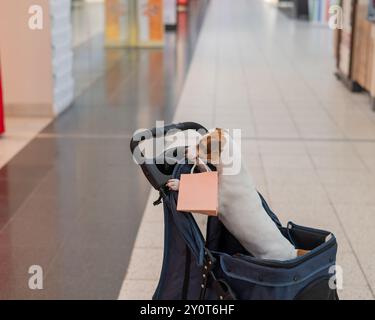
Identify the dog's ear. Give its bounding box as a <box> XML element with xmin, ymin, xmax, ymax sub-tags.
<box><xmin>214</xmin><ymin>128</ymin><xmax>227</xmax><ymax>146</ymax></box>
<box><xmin>210</xmin><ymin>128</ymin><xmax>227</xmax><ymax>151</ymax></box>
<box><xmin>197</xmin><ymin>128</ymin><xmax>226</xmax><ymax>164</ymax></box>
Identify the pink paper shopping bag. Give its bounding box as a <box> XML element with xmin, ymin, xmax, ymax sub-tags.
<box><xmin>177</xmin><ymin>162</ymin><xmax>218</xmax><ymax>216</ymax></box>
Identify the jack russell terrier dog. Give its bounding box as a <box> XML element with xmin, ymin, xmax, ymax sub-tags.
<box><xmin>166</xmin><ymin>128</ymin><xmax>299</xmax><ymax>261</ymax></box>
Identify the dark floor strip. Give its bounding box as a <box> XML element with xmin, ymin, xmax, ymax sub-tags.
<box><xmin>0</xmin><ymin>0</ymin><xmax>209</xmax><ymax>299</ymax></box>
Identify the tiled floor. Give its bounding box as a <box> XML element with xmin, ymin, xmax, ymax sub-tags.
<box><xmin>0</xmin><ymin>118</ymin><xmax>52</xmax><ymax>169</ymax></box>
<box><xmin>119</xmin><ymin>0</ymin><xmax>375</xmax><ymax>300</ymax></box>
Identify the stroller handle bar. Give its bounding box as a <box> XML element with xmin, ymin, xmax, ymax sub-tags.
<box><xmin>130</xmin><ymin>122</ymin><xmax>208</xmax><ymax>190</ymax></box>
<box><xmin>130</xmin><ymin>122</ymin><xmax>208</xmax><ymax>154</ymax></box>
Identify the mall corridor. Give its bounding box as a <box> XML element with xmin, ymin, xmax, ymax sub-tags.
<box><xmin>119</xmin><ymin>0</ymin><xmax>375</xmax><ymax>300</ymax></box>
<box><xmin>0</xmin><ymin>0</ymin><xmax>375</xmax><ymax>300</ymax></box>
<box><xmin>0</xmin><ymin>0</ymin><xmax>208</xmax><ymax>299</ymax></box>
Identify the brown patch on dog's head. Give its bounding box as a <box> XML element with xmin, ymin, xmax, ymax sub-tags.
<box><xmin>196</xmin><ymin>128</ymin><xmax>226</xmax><ymax>165</ymax></box>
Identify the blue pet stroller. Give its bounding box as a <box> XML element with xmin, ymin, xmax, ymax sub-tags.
<box><xmin>130</xmin><ymin>122</ymin><xmax>339</xmax><ymax>300</ymax></box>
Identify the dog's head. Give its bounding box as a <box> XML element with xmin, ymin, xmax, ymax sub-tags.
<box><xmin>186</xmin><ymin>128</ymin><xmax>227</xmax><ymax>165</ymax></box>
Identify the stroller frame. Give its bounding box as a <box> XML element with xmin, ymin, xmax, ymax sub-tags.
<box><xmin>131</xmin><ymin>122</ymin><xmax>339</xmax><ymax>300</ymax></box>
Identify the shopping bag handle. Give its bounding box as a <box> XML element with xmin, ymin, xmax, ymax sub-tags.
<box><xmin>190</xmin><ymin>157</ymin><xmax>212</xmax><ymax>173</ymax></box>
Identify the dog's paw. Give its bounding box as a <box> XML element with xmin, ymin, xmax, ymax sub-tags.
<box><xmin>166</xmin><ymin>179</ymin><xmax>180</xmax><ymax>191</ymax></box>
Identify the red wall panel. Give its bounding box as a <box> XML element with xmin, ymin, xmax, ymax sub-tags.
<box><xmin>178</xmin><ymin>0</ymin><xmax>189</xmax><ymax>6</ymax></box>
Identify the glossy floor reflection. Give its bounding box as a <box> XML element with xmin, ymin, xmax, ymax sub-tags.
<box><xmin>0</xmin><ymin>0</ymin><xmax>208</xmax><ymax>299</ymax></box>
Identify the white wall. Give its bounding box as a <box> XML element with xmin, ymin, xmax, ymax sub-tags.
<box><xmin>0</xmin><ymin>0</ymin><xmax>74</xmax><ymax>117</ymax></box>
<box><xmin>0</xmin><ymin>0</ymin><xmax>54</xmax><ymax>116</ymax></box>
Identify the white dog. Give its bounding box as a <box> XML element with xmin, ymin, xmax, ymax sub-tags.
<box><xmin>167</xmin><ymin>129</ymin><xmax>298</xmax><ymax>261</ymax></box>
